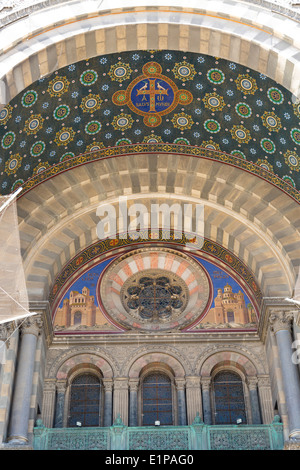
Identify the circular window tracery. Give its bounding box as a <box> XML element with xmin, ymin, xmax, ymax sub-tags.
<box><xmin>121</xmin><ymin>269</ymin><xmax>189</xmax><ymax>322</ymax></box>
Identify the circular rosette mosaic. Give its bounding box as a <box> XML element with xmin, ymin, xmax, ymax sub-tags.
<box><xmin>230</xmin><ymin>125</ymin><xmax>251</xmax><ymax>144</ymax></box>
<box><xmin>235</xmin><ymin>102</ymin><xmax>252</xmax><ymax>118</ymax></box>
<box><xmin>21</xmin><ymin>90</ymin><xmax>38</xmax><ymax>108</ymax></box>
<box><xmin>23</xmin><ymin>114</ymin><xmax>44</xmax><ymax>135</ymax></box>
<box><xmin>267</xmin><ymin>87</ymin><xmax>284</xmax><ymax>105</ymax></box>
<box><xmin>207</xmin><ymin>68</ymin><xmax>225</xmax><ymax>85</ymax></box>
<box><xmin>235</xmin><ymin>74</ymin><xmax>258</xmax><ymax>95</ymax></box>
<box><xmin>80</xmin><ymin>94</ymin><xmax>102</xmax><ymax>113</ymax></box>
<box><xmin>54</xmin><ymin>127</ymin><xmax>75</xmax><ymax>146</ymax></box>
<box><xmin>172</xmin><ymin>61</ymin><xmax>196</xmax><ymax>82</ymax></box>
<box><xmin>108</xmin><ymin>62</ymin><xmax>133</xmax><ymax>82</ymax></box>
<box><xmin>0</xmin><ymin>104</ymin><xmax>13</xmax><ymax>125</ymax></box>
<box><xmin>284</xmin><ymin>150</ymin><xmax>300</xmax><ymax>171</ymax></box>
<box><xmin>30</xmin><ymin>140</ymin><xmax>46</xmax><ymax>157</ymax></box>
<box><xmin>204</xmin><ymin>119</ymin><xmax>221</xmax><ymax>134</ymax></box>
<box><xmin>260</xmin><ymin>138</ymin><xmax>276</xmax><ymax>154</ymax></box>
<box><xmin>203</xmin><ymin>93</ymin><xmax>226</xmax><ymax>112</ymax></box>
<box><xmin>172</xmin><ymin>113</ymin><xmax>194</xmax><ymax>130</ymax></box>
<box><xmin>53</xmin><ymin>104</ymin><xmax>70</xmax><ymax>121</ymax></box>
<box><xmin>47</xmin><ymin>76</ymin><xmax>70</xmax><ymax>97</ymax></box>
<box><xmin>5</xmin><ymin>154</ymin><xmax>22</xmax><ymax>175</ymax></box>
<box><xmin>1</xmin><ymin>131</ymin><xmax>16</xmax><ymax>149</ymax></box>
<box><xmin>261</xmin><ymin>112</ymin><xmax>282</xmax><ymax>132</ymax></box>
<box><xmin>80</xmin><ymin>69</ymin><xmax>98</xmax><ymax>86</ymax></box>
<box><xmin>98</xmin><ymin>248</ymin><xmax>212</xmax><ymax>332</ymax></box>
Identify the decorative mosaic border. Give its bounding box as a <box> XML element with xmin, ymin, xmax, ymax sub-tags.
<box><xmin>49</xmin><ymin>232</ymin><xmax>263</xmax><ymax>308</ymax></box>
<box><xmin>18</xmin><ymin>143</ymin><xmax>300</xmax><ymax>203</ymax></box>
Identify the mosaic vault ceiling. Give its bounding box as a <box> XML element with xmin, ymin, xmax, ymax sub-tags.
<box><xmin>0</xmin><ymin>49</ymin><xmax>300</xmax><ymax>197</ymax></box>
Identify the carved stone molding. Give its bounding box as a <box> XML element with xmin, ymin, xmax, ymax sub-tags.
<box><xmin>269</xmin><ymin>311</ymin><xmax>295</xmax><ymax>334</ymax></box>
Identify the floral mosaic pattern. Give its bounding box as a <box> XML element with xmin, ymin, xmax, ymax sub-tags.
<box><xmin>0</xmin><ymin>50</ymin><xmax>299</xmax><ymax>195</ymax></box>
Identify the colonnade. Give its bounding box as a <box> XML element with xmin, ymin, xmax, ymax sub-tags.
<box><xmin>2</xmin><ymin>310</ymin><xmax>300</xmax><ymax>445</ymax></box>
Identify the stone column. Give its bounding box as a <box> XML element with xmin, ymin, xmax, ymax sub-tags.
<box><xmin>103</xmin><ymin>379</ymin><xmax>113</xmax><ymax>427</ymax></box>
<box><xmin>8</xmin><ymin>316</ymin><xmax>43</xmax><ymax>444</ymax></box>
<box><xmin>41</xmin><ymin>379</ymin><xmax>56</xmax><ymax>428</ymax></box>
<box><xmin>175</xmin><ymin>378</ymin><xmax>187</xmax><ymax>426</ymax></box>
<box><xmin>129</xmin><ymin>379</ymin><xmax>139</xmax><ymax>427</ymax></box>
<box><xmin>113</xmin><ymin>378</ymin><xmax>129</xmax><ymax>426</ymax></box>
<box><xmin>270</xmin><ymin>311</ymin><xmax>300</xmax><ymax>439</ymax></box>
<box><xmin>185</xmin><ymin>376</ymin><xmax>202</xmax><ymax>425</ymax></box>
<box><xmin>247</xmin><ymin>377</ymin><xmax>262</xmax><ymax>424</ymax></box>
<box><xmin>201</xmin><ymin>377</ymin><xmax>212</xmax><ymax>425</ymax></box>
<box><xmin>54</xmin><ymin>380</ymin><xmax>67</xmax><ymax>428</ymax></box>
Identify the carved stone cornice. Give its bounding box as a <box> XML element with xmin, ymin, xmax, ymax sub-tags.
<box><xmin>269</xmin><ymin>310</ymin><xmax>295</xmax><ymax>334</ymax></box>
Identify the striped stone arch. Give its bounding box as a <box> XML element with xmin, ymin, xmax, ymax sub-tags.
<box><xmin>1</xmin><ymin>0</ymin><xmax>300</xmax><ymax>106</ymax></box>
<box><xmin>49</xmin><ymin>350</ymin><xmax>115</xmax><ymax>380</ymax></box>
<box><xmin>127</xmin><ymin>351</ymin><xmax>187</xmax><ymax>378</ymax></box>
<box><xmin>197</xmin><ymin>348</ymin><xmax>264</xmax><ymax>377</ymax></box>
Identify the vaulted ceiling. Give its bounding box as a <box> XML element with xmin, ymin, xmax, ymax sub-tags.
<box><xmin>0</xmin><ymin>2</ymin><xmax>299</xmax><ymax>317</ymax></box>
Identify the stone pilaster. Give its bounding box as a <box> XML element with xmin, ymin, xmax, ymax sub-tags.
<box><xmin>128</xmin><ymin>379</ymin><xmax>139</xmax><ymax>427</ymax></box>
<box><xmin>175</xmin><ymin>378</ymin><xmax>187</xmax><ymax>426</ymax></box>
<box><xmin>113</xmin><ymin>378</ymin><xmax>129</xmax><ymax>426</ymax></box>
<box><xmin>54</xmin><ymin>380</ymin><xmax>67</xmax><ymax>428</ymax></box>
<box><xmin>247</xmin><ymin>376</ymin><xmax>262</xmax><ymax>424</ymax></box>
<box><xmin>257</xmin><ymin>375</ymin><xmax>274</xmax><ymax>424</ymax></box>
<box><xmin>41</xmin><ymin>379</ymin><xmax>56</xmax><ymax>428</ymax></box>
<box><xmin>185</xmin><ymin>376</ymin><xmax>202</xmax><ymax>425</ymax></box>
<box><xmin>201</xmin><ymin>377</ymin><xmax>212</xmax><ymax>425</ymax></box>
<box><xmin>103</xmin><ymin>378</ymin><xmax>113</xmax><ymax>427</ymax></box>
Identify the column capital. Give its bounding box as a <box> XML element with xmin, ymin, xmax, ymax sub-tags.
<box><xmin>175</xmin><ymin>377</ymin><xmax>186</xmax><ymax>390</ymax></box>
<box><xmin>128</xmin><ymin>379</ymin><xmax>139</xmax><ymax>391</ymax></box>
<box><xmin>43</xmin><ymin>379</ymin><xmax>56</xmax><ymax>393</ymax></box>
<box><xmin>103</xmin><ymin>378</ymin><xmax>114</xmax><ymax>392</ymax></box>
<box><xmin>0</xmin><ymin>321</ymin><xmax>14</xmax><ymax>348</ymax></box>
<box><xmin>20</xmin><ymin>314</ymin><xmax>43</xmax><ymax>337</ymax></box>
<box><xmin>247</xmin><ymin>376</ymin><xmax>258</xmax><ymax>390</ymax></box>
<box><xmin>113</xmin><ymin>377</ymin><xmax>129</xmax><ymax>390</ymax></box>
<box><xmin>269</xmin><ymin>310</ymin><xmax>294</xmax><ymax>334</ymax></box>
<box><xmin>56</xmin><ymin>379</ymin><xmax>67</xmax><ymax>393</ymax></box>
<box><xmin>185</xmin><ymin>376</ymin><xmax>201</xmax><ymax>388</ymax></box>
<box><xmin>257</xmin><ymin>375</ymin><xmax>271</xmax><ymax>388</ymax></box>
<box><xmin>201</xmin><ymin>376</ymin><xmax>211</xmax><ymax>390</ymax></box>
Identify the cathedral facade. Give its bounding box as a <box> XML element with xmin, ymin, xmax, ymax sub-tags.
<box><xmin>0</xmin><ymin>0</ymin><xmax>300</xmax><ymax>451</ymax></box>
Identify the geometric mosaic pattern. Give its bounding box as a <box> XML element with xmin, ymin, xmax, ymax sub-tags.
<box><xmin>0</xmin><ymin>50</ymin><xmax>299</xmax><ymax>195</ymax></box>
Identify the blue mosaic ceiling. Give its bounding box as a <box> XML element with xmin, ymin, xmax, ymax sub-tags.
<box><xmin>0</xmin><ymin>50</ymin><xmax>300</xmax><ymax>196</ymax></box>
